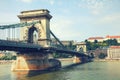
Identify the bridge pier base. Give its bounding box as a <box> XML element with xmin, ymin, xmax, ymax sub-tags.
<box><xmin>73</xmin><ymin>56</ymin><xmax>81</xmax><ymax>63</ymax></box>
<box><xmin>73</xmin><ymin>56</ymin><xmax>90</xmax><ymax>64</ymax></box>
<box><xmin>11</xmin><ymin>53</ymin><xmax>50</xmax><ymax>71</ymax></box>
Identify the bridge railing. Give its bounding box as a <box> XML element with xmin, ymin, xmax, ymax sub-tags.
<box><xmin>0</xmin><ymin>21</ymin><xmax>40</xmax><ymax>41</ymax></box>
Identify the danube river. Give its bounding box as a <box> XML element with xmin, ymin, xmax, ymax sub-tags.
<box><xmin>0</xmin><ymin>61</ymin><xmax>120</xmax><ymax>80</ymax></box>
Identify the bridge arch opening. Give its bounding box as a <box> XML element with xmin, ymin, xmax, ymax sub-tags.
<box><xmin>28</xmin><ymin>25</ymin><xmax>38</xmax><ymax>43</ymax></box>
<box><xmin>79</xmin><ymin>47</ymin><xmax>84</xmax><ymax>53</ymax></box>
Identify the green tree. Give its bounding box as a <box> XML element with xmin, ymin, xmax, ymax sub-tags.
<box><xmin>85</xmin><ymin>39</ymin><xmax>120</xmax><ymax>51</ymax></box>
<box><xmin>98</xmin><ymin>53</ymin><xmax>107</xmax><ymax>59</ymax></box>
<box><xmin>94</xmin><ymin>40</ymin><xmax>98</xmax><ymax>44</ymax></box>
<box><xmin>90</xmin><ymin>53</ymin><xmax>94</xmax><ymax>58</ymax></box>
<box><xmin>85</xmin><ymin>40</ymin><xmax>92</xmax><ymax>50</ymax></box>
<box><xmin>11</xmin><ymin>56</ymin><xmax>16</xmax><ymax>60</ymax></box>
<box><xmin>103</xmin><ymin>39</ymin><xmax>118</xmax><ymax>46</ymax></box>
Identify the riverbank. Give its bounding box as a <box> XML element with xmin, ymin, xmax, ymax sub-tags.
<box><xmin>94</xmin><ymin>59</ymin><xmax>120</xmax><ymax>62</ymax></box>
<box><xmin>0</xmin><ymin>60</ymin><xmax>14</xmax><ymax>64</ymax></box>
<box><xmin>57</xmin><ymin>58</ymin><xmax>73</xmax><ymax>61</ymax></box>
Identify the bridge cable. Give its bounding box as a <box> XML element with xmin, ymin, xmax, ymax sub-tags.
<box><xmin>50</xmin><ymin>30</ymin><xmax>66</xmax><ymax>48</ymax></box>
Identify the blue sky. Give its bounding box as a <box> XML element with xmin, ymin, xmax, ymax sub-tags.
<box><xmin>0</xmin><ymin>0</ymin><xmax>120</xmax><ymax>42</ymax></box>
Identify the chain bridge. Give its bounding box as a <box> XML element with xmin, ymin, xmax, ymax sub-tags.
<box><xmin>0</xmin><ymin>9</ymin><xmax>91</xmax><ymax>71</ymax></box>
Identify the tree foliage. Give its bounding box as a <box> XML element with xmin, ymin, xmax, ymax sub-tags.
<box><xmin>103</xmin><ymin>39</ymin><xmax>118</xmax><ymax>46</ymax></box>
<box><xmin>0</xmin><ymin>55</ymin><xmax>16</xmax><ymax>60</ymax></box>
<box><xmin>98</xmin><ymin>53</ymin><xmax>107</xmax><ymax>59</ymax></box>
<box><xmin>85</xmin><ymin>39</ymin><xmax>120</xmax><ymax>51</ymax></box>
<box><xmin>0</xmin><ymin>52</ymin><xmax>16</xmax><ymax>60</ymax></box>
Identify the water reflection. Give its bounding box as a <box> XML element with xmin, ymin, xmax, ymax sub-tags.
<box><xmin>1</xmin><ymin>62</ymin><xmax>120</xmax><ymax>80</ymax></box>
<box><xmin>12</xmin><ymin>71</ymin><xmax>28</xmax><ymax>80</ymax></box>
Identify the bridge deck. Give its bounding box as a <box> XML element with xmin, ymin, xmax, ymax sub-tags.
<box><xmin>41</xmin><ymin>47</ymin><xmax>89</xmax><ymax>57</ymax></box>
<box><xmin>0</xmin><ymin>39</ymin><xmax>89</xmax><ymax>57</ymax></box>
<box><xmin>0</xmin><ymin>40</ymin><xmax>41</xmax><ymax>52</ymax></box>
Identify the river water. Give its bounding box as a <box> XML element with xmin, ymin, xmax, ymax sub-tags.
<box><xmin>0</xmin><ymin>61</ymin><xmax>120</xmax><ymax>80</ymax></box>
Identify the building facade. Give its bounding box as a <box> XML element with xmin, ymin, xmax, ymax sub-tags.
<box><xmin>51</xmin><ymin>39</ymin><xmax>75</xmax><ymax>47</ymax></box>
<box><xmin>87</xmin><ymin>35</ymin><xmax>120</xmax><ymax>43</ymax></box>
<box><xmin>61</xmin><ymin>40</ymin><xmax>75</xmax><ymax>46</ymax></box>
<box><xmin>87</xmin><ymin>48</ymin><xmax>107</xmax><ymax>59</ymax></box>
<box><xmin>107</xmin><ymin>46</ymin><xmax>120</xmax><ymax>59</ymax></box>
<box><xmin>87</xmin><ymin>37</ymin><xmax>104</xmax><ymax>42</ymax></box>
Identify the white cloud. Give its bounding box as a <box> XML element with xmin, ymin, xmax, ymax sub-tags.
<box><xmin>50</xmin><ymin>15</ymin><xmax>96</xmax><ymax>41</ymax></box>
<box><xmin>49</xmin><ymin>0</ymin><xmax>54</xmax><ymax>5</ymax></box>
<box><xmin>79</xmin><ymin>0</ymin><xmax>103</xmax><ymax>8</ymax></box>
<box><xmin>50</xmin><ymin>16</ymin><xmax>79</xmax><ymax>40</ymax></box>
<box><xmin>91</xmin><ymin>10</ymin><xmax>100</xmax><ymax>15</ymax></box>
<box><xmin>95</xmin><ymin>13</ymin><xmax>120</xmax><ymax>25</ymax></box>
<box><xmin>19</xmin><ymin>0</ymin><xmax>33</xmax><ymax>3</ymax></box>
<box><xmin>78</xmin><ymin>0</ymin><xmax>112</xmax><ymax>15</ymax></box>
<box><xmin>0</xmin><ymin>13</ymin><xmax>19</xmax><ymax>25</ymax></box>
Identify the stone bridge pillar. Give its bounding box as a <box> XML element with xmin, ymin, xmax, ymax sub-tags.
<box><xmin>73</xmin><ymin>56</ymin><xmax>89</xmax><ymax>63</ymax></box>
<box><xmin>11</xmin><ymin>9</ymin><xmax>54</xmax><ymax>71</ymax></box>
<box><xmin>18</xmin><ymin>9</ymin><xmax>52</xmax><ymax>47</ymax></box>
<box><xmin>11</xmin><ymin>53</ymin><xmax>49</xmax><ymax>71</ymax></box>
<box><xmin>73</xmin><ymin>56</ymin><xmax>81</xmax><ymax>63</ymax></box>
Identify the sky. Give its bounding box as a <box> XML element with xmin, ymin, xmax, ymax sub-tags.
<box><xmin>0</xmin><ymin>0</ymin><xmax>120</xmax><ymax>42</ymax></box>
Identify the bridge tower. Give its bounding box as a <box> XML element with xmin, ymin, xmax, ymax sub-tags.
<box><xmin>73</xmin><ymin>42</ymin><xmax>87</xmax><ymax>63</ymax></box>
<box><xmin>11</xmin><ymin>9</ymin><xmax>53</xmax><ymax>71</ymax></box>
<box><xmin>18</xmin><ymin>9</ymin><xmax>52</xmax><ymax>47</ymax></box>
<box><xmin>76</xmin><ymin>42</ymin><xmax>86</xmax><ymax>53</ymax></box>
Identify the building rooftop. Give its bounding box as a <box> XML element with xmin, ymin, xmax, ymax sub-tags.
<box><xmin>88</xmin><ymin>37</ymin><xmax>104</xmax><ymax>40</ymax></box>
<box><xmin>106</xmin><ymin>35</ymin><xmax>120</xmax><ymax>39</ymax></box>
<box><xmin>109</xmin><ymin>46</ymin><xmax>120</xmax><ymax>49</ymax></box>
